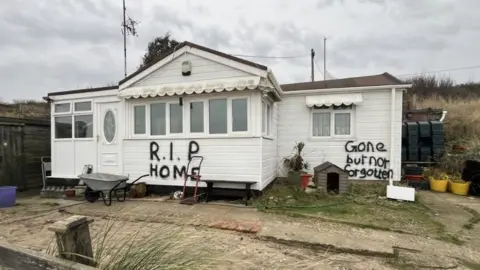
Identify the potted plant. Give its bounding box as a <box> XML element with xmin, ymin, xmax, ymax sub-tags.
<box><xmin>282</xmin><ymin>142</ymin><xmax>311</xmax><ymax>189</ymax></box>
<box><xmin>428</xmin><ymin>169</ymin><xmax>449</xmax><ymax>193</ymax></box>
<box><xmin>448</xmin><ymin>173</ymin><xmax>470</xmax><ymax>196</ymax></box>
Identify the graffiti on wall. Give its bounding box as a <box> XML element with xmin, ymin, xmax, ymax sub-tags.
<box><xmin>343</xmin><ymin>140</ymin><xmax>393</xmax><ymax>180</ymax></box>
<box><xmin>149</xmin><ymin>141</ymin><xmax>200</xmax><ymax>180</ymax></box>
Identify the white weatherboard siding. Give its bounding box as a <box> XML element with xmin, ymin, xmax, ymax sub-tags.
<box><xmin>277</xmin><ymin>90</ymin><xmax>403</xmax><ymax>181</ymax></box>
<box><xmin>261</xmin><ymin>102</ymin><xmax>278</xmax><ymax>189</ymax></box>
<box><xmin>123</xmin><ymin>138</ymin><xmax>262</xmax><ymax>189</ymax></box>
<box><xmin>132</xmin><ymin>53</ymin><xmax>252</xmax><ymax>87</ymax></box>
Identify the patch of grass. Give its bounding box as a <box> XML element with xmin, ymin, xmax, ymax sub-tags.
<box><xmin>253</xmin><ymin>184</ymin><xmax>334</xmax><ymax>210</ymax></box>
<box><xmin>257</xmin><ymin>182</ymin><xmax>448</xmax><ymax>239</ymax></box>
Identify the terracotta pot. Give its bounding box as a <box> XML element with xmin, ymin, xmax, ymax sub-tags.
<box><xmin>64</xmin><ymin>189</ymin><xmax>75</xmax><ymax>197</ymax></box>
<box><xmin>300</xmin><ymin>174</ymin><xmax>312</xmax><ymax>190</ymax></box>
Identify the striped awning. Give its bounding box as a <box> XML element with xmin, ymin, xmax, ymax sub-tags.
<box><xmin>305</xmin><ymin>93</ymin><xmax>363</xmax><ymax>107</ymax></box>
<box><xmin>119</xmin><ymin>76</ymin><xmax>275</xmax><ymax>99</ymax></box>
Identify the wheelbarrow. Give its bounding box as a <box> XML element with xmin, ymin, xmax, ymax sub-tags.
<box><xmin>78</xmin><ymin>173</ymin><xmax>149</xmax><ymax>206</ymax></box>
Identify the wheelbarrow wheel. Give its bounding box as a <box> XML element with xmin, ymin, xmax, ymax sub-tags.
<box><xmin>85</xmin><ymin>187</ymin><xmax>100</xmax><ymax>203</ymax></box>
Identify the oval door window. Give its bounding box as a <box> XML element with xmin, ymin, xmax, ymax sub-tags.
<box><xmin>104</xmin><ymin>110</ymin><xmax>116</xmax><ymax>143</ymax></box>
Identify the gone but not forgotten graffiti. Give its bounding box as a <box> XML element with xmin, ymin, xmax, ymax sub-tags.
<box><xmin>343</xmin><ymin>140</ymin><xmax>394</xmax><ymax>180</ymax></box>
<box><xmin>149</xmin><ymin>141</ymin><xmax>200</xmax><ymax>179</ymax></box>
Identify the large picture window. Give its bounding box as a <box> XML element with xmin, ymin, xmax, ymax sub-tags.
<box><xmin>169</xmin><ymin>103</ymin><xmax>183</xmax><ymax>134</ymax></box>
<box><xmin>190</xmin><ymin>101</ymin><xmax>204</xmax><ymax>133</ymax></box>
<box><xmin>131</xmin><ymin>96</ymin><xmax>250</xmax><ymax>137</ymax></box>
<box><xmin>209</xmin><ymin>99</ymin><xmax>227</xmax><ymax>134</ymax></box>
<box><xmin>53</xmin><ymin>101</ymin><xmax>93</xmax><ymax>139</ymax></box>
<box><xmin>150</xmin><ymin>103</ymin><xmax>165</xmax><ymax>135</ymax></box>
<box><xmin>312</xmin><ymin>105</ymin><xmax>353</xmax><ymax>138</ymax></box>
<box><xmin>232</xmin><ymin>98</ymin><xmax>248</xmax><ymax>132</ymax></box>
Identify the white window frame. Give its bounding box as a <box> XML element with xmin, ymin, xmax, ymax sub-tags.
<box><xmin>262</xmin><ymin>99</ymin><xmax>272</xmax><ymax>137</ymax></box>
<box><xmin>188</xmin><ymin>100</ymin><xmax>207</xmax><ymax>135</ymax></box>
<box><xmin>310</xmin><ymin>105</ymin><xmax>355</xmax><ymax>140</ymax></box>
<box><xmin>230</xmin><ymin>97</ymin><xmax>249</xmax><ymax>135</ymax></box>
<box><xmin>132</xmin><ymin>104</ymin><xmax>148</xmax><ymax>137</ymax></box>
<box><xmin>128</xmin><ymin>95</ymin><xmax>251</xmax><ymax>139</ymax></box>
<box><xmin>53</xmin><ymin>100</ymin><xmax>94</xmax><ymax>141</ymax></box>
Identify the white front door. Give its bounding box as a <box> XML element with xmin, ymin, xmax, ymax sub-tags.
<box><xmin>97</xmin><ymin>102</ymin><xmax>122</xmax><ymax>174</ymax></box>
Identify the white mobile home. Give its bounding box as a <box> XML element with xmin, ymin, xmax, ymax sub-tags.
<box><xmin>45</xmin><ymin>41</ymin><xmax>411</xmax><ymax>193</ymax></box>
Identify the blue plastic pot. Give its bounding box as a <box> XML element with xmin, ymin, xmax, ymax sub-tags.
<box><xmin>0</xmin><ymin>186</ymin><xmax>17</xmax><ymax>208</ymax></box>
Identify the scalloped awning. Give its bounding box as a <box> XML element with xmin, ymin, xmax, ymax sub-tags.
<box><xmin>118</xmin><ymin>76</ymin><xmax>275</xmax><ymax>99</ymax></box>
<box><xmin>305</xmin><ymin>93</ymin><xmax>363</xmax><ymax>107</ymax></box>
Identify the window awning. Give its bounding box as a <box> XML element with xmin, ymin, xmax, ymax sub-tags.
<box><xmin>305</xmin><ymin>93</ymin><xmax>363</xmax><ymax>107</ymax></box>
<box><xmin>118</xmin><ymin>76</ymin><xmax>275</xmax><ymax>99</ymax></box>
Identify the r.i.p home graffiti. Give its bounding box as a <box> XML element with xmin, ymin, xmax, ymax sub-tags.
<box><xmin>149</xmin><ymin>141</ymin><xmax>200</xmax><ymax>180</ymax></box>
<box><xmin>343</xmin><ymin>140</ymin><xmax>394</xmax><ymax>180</ymax></box>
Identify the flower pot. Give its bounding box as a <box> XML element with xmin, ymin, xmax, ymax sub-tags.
<box><xmin>64</xmin><ymin>189</ymin><xmax>76</xmax><ymax>198</ymax></box>
<box><xmin>429</xmin><ymin>178</ymin><xmax>448</xmax><ymax>193</ymax></box>
<box><xmin>0</xmin><ymin>186</ymin><xmax>16</xmax><ymax>208</ymax></box>
<box><xmin>449</xmin><ymin>180</ymin><xmax>470</xmax><ymax>196</ymax></box>
<box><xmin>300</xmin><ymin>174</ymin><xmax>312</xmax><ymax>190</ymax></box>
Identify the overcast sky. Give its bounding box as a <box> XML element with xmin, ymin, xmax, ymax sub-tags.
<box><xmin>1</xmin><ymin>0</ymin><xmax>479</xmax><ymax>101</ymax></box>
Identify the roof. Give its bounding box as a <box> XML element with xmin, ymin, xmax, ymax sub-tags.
<box><xmin>47</xmin><ymin>86</ymin><xmax>118</xmax><ymax>97</ymax></box>
<box><xmin>313</xmin><ymin>161</ymin><xmax>345</xmax><ymax>173</ymax></box>
<box><xmin>118</xmin><ymin>41</ymin><xmax>268</xmax><ymax>85</ymax></box>
<box><xmin>280</xmin><ymin>72</ymin><xmax>404</xmax><ymax>92</ymax></box>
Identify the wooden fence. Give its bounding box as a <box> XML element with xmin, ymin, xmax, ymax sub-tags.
<box><xmin>0</xmin><ymin>117</ymin><xmax>50</xmax><ymax>190</ymax></box>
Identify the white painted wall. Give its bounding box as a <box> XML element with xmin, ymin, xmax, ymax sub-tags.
<box><xmin>132</xmin><ymin>53</ymin><xmax>252</xmax><ymax>87</ymax></box>
<box><xmin>277</xmin><ymin>89</ymin><xmax>403</xmax><ymax>181</ymax></box>
<box><xmin>261</xmin><ymin>102</ymin><xmax>278</xmax><ymax>189</ymax></box>
<box><xmin>123</xmin><ymin>138</ymin><xmax>261</xmax><ymax>189</ymax></box>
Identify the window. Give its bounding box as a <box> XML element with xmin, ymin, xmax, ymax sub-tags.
<box><xmin>232</xmin><ymin>98</ymin><xmax>248</xmax><ymax>132</ymax></box>
<box><xmin>312</xmin><ymin>105</ymin><xmax>353</xmax><ymax>137</ymax></box>
<box><xmin>209</xmin><ymin>99</ymin><xmax>227</xmax><ymax>134</ymax></box>
<box><xmin>74</xmin><ymin>115</ymin><xmax>93</xmax><ymax>138</ymax></box>
<box><xmin>131</xmin><ymin>97</ymin><xmax>250</xmax><ymax>137</ymax></box>
<box><xmin>54</xmin><ymin>103</ymin><xmax>70</xmax><ymax>113</ymax></box>
<box><xmin>104</xmin><ymin>110</ymin><xmax>116</xmax><ymax>143</ymax></box>
<box><xmin>134</xmin><ymin>105</ymin><xmax>146</xmax><ymax>134</ymax></box>
<box><xmin>262</xmin><ymin>101</ymin><xmax>271</xmax><ymax>135</ymax></box>
<box><xmin>190</xmin><ymin>102</ymin><xmax>204</xmax><ymax>133</ymax></box>
<box><xmin>74</xmin><ymin>101</ymin><xmax>91</xmax><ymax>112</ymax></box>
<box><xmin>55</xmin><ymin>116</ymin><xmax>72</xmax><ymax>139</ymax></box>
<box><xmin>170</xmin><ymin>104</ymin><xmax>183</xmax><ymax>133</ymax></box>
<box><xmin>334</xmin><ymin>113</ymin><xmax>350</xmax><ymax>135</ymax></box>
<box><xmin>150</xmin><ymin>103</ymin><xmax>166</xmax><ymax>135</ymax></box>
<box><xmin>312</xmin><ymin>112</ymin><xmax>331</xmax><ymax>136</ymax></box>
<box><xmin>53</xmin><ymin>101</ymin><xmax>93</xmax><ymax>139</ymax></box>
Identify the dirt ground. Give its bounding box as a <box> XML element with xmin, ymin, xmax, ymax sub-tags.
<box><xmin>1</xmin><ymin>191</ymin><xmax>480</xmax><ymax>269</ymax></box>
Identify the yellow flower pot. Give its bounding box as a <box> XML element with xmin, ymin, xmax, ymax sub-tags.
<box><xmin>429</xmin><ymin>178</ymin><xmax>448</xmax><ymax>193</ymax></box>
<box><xmin>449</xmin><ymin>180</ymin><xmax>470</xmax><ymax>196</ymax></box>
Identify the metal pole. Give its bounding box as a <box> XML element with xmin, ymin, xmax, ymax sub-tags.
<box><xmin>311</xmin><ymin>49</ymin><xmax>315</xmax><ymax>82</ymax></box>
<box><xmin>123</xmin><ymin>0</ymin><xmax>127</xmax><ymax>77</ymax></box>
<box><xmin>324</xmin><ymin>37</ymin><xmax>326</xmax><ymax>81</ymax></box>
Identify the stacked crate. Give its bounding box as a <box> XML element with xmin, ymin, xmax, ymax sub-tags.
<box><xmin>401</xmin><ymin>124</ymin><xmax>407</xmax><ymax>162</ymax></box>
<box><xmin>406</xmin><ymin>122</ymin><xmax>419</xmax><ymax>161</ymax></box>
<box><xmin>430</xmin><ymin>121</ymin><xmax>445</xmax><ymax>159</ymax></box>
<box><xmin>418</xmin><ymin>121</ymin><xmax>432</xmax><ymax>161</ymax></box>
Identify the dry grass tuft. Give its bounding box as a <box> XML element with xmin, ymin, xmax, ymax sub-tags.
<box><xmin>416</xmin><ymin>95</ymin><xmax>480</xmax><ymax>142</ymax></box>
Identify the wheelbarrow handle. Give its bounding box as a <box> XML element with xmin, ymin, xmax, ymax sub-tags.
<box><xmin>129</xmin><ymin>174</ymin><xmax>150</xmax><ymax>185</ymax></box>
